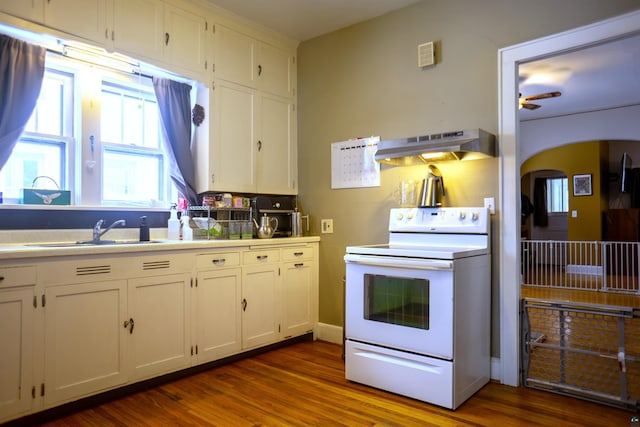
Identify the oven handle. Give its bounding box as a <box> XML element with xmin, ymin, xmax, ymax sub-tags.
<box><xmin>344</xmin><ymin>254</ymin><xmax>453</xmax><ymax>270</ymax></box>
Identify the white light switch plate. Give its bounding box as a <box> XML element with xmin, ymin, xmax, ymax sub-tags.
<box><xmin>321</xmin><ymin>219</ymin><xmax>334</xmax><ymax>233</ymax></box>
<box><xmin>484</xmin><ymin>197</ymin><xmax>495</xmax><ymax>215</ymax></box>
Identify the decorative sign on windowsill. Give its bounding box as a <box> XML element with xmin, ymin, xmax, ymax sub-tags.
<box><xmin>331</xmin><ymin>136</ymin><xmax>380</xmax><ymax>189</ymax></box>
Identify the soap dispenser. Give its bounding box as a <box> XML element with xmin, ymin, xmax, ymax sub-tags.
<box><xmin>167</xmin><ymin>204</ymin><xmax>181</xmax><ymax>240</ymax></box>
<box><xmin>139</xmin><ymin>216</ymin><xmax>150</xmax><ymax>242</ymax></box>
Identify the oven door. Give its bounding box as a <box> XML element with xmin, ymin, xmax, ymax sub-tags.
<box><xmin>345</xmin><ymin>253</ymin><xmax>454</xmax><ymax>359</ymax></box>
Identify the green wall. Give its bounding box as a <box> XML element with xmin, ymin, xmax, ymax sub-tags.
<box><xmin>521</xmin><ymin>141</ymin><xmax>610</xmax><ymax>241</ymax></box>
<box><xmin>296</xmin><ymin>0</ymin><xmax>640</xmax><ymax>356</ymax></box>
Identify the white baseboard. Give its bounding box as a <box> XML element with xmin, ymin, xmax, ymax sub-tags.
<box><xmin>491</xmin><ymin>356</ymin><xmax>501</xmax><ymax>381</ymax></box>
<box><xmin>317</xmin><ymin>323</ymin><xmax>343</xmax><ymax>344</ymax></box>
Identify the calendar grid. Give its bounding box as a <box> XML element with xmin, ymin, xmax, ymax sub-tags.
<box><xmin>331</xmin><ymin>136</ymin><xmax>380</xmax><ymax>189</ymax></box>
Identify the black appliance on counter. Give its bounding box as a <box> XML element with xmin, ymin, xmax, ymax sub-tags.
<box><xmin>252</xmin><ymin>195</ymin><xmax>296</xmax><ymax>238</ymax></box>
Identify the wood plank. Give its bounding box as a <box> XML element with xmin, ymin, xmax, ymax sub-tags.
<box><xmin>32</xmin><ymin>341</ymin><xmax>634</xmax><ymax>427</ymax></box>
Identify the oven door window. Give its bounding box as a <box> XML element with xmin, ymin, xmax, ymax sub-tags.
<box><xmin>363</xmin><ymin>274</ymin><xmax>429</xmax><ymax>330</ymax></box>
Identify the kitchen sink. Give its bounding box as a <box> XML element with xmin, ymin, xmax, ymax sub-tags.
<box><xmin>28</xmin><ymin>240</ymin><xmax>164</xmax><ymax>247</ymax></box>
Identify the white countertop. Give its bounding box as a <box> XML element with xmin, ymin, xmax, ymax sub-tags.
<box><xmin>0</xmin><ymin>234</ymin><xmax>320</xmax><ymax>261</ymax></box>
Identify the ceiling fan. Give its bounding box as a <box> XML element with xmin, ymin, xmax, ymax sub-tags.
<box><xmin>519</xmin><ymin>91</ymin><xmax>561</xmax><ymax>110</ymax></box>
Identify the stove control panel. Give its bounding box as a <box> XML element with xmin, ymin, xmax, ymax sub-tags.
<box><xmin>389</xmin><ymin>207</ymin><xmax>489</xmax><ymax>234</ymax></box>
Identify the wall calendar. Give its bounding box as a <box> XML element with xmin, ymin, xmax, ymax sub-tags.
<box><xmin>331</xmin><ymin>136</ymin><xmax>380</xmax><ymax>189</ymax></box>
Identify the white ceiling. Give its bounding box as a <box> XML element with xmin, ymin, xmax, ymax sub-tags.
<box><xmin>204</xmin><ymin>1</ymin><xmax>640</xmax><ymax>122</ymax></box>
<box><xmin>518</xmin><ymin>33</ymin><xmax>640</xmax><ymax>121</ymax></box>
<box><xmin>204</xmin><ymin>0</ymin><xmax>421</xmax><ymax>42</ymax></box>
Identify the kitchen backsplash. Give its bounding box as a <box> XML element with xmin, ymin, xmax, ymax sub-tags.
<box><xmin>0</xmin><ymin>208</ymin><xmax>168</xmax><ymax>231</ymax></box>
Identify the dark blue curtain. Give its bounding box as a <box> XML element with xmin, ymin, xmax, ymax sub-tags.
<box><xmin>152</xmin><ymin>77</ymin><xmax>198</xmax><ymax>205</ymax></box>
<box><xmin>0</xmin><ymin>34</ymin><xmax>45</xmax><ymax>170</ymax></box>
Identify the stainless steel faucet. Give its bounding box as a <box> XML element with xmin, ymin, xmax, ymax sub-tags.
<box><xmin>92</xmin><ymin>219</ymin><xmax>126</xmax><ymax>243</ymax></box>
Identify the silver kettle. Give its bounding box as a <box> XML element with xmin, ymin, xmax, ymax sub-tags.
<box><xmin>419</xmin><ymin>165</ymin><xmax>445</xmax><ymax>207</ymax></box>
<box><xmin>253</xmin><ymin>213</ymin><xmax>278</xmax><ymax>239</ymax></box>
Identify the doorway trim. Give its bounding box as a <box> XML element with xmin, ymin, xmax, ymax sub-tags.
<box><xmin>498</xmin><ymin>10</ymin><xmax>640</xmax><ymax>386</ymax></box>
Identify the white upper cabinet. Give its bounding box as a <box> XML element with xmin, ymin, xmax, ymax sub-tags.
<box><xmin>214</xmin><ymin>24</ymin><xmax>256</xmax><ymax>88</ymax></box>
<box><xmin>207</xmin><ymin>81</ymin><xmax>257</xmax><ymax>193</ymax></box>
<box><xmin>194</xmin><ymin>82</ymin><xmax>297</xmax><ymax>195</ymax></box>
<box><xmin>0</xmin><ymin>0</ymin><xmax>44</xmax><ymax>22</ymax></box>
<box><xmin>112</xmin><ymin>0</ymin><xmax>205</xmax><ymax>79</ymax></box>
<box><xmin>112</xmin><ymin>0</ymin><xmax>164</xmax><ymax>61</ymax></box>
<box><xmin>0</xmin><ymin>0</ymin><xmax>108</xmax><ymax>44</ymax></box>
<box><xmin>196</xmin><ymin>23</ymin><xmax>297</xmax><ymax>195</ymax></box>
<box><xmin>214</xmin><ymin>24</ymin><xmax>295</xmax><ymax>98</ymax></box>
<box><xmin>164</xmin><ymin>2</ymin><xmax>207</xmax><ymax>78</ymax></box>
<box><xmin>0</xmin><ymin>0</ymin><xmax>206</xmax><ymax>80</ymax></box>
<box><xmin>257</xmin><ymin>42</ymin><xmax>294</xmax><ymax>98</ymax></box>
<box><xmin>256</xmin><ymin>92</ymin><xmax>296</xmax><ymax>194</ymax></box>
<box><xmin>44</xmin><ymin>0</ymin><xmax>109</xmax><ymax>43</ymax></box>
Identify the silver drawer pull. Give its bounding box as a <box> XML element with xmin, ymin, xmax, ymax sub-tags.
<box><xmin>212</xmin><ymin>258</ymin><xmax>226</xmax><ymax>265</ymax></box>
<box><xmin>257</xmin><ymin>255</ymin><xmax>268</xmax><ymax>260</ymax></box>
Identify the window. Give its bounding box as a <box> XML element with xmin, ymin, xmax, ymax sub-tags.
<box><xmin>0</xmin><ymin>69</ymin><xmax>74</xmax><ymax>203</ymax></box>
<box><xmin>101</xmin><ymin>81</ymin><xmax>166</xmax><ymax>204</ymax></box>
<box><xmin>546</xmin><ymin>177</ymin><xmax>568</xmax><ymax>213</ymax></box>
<box><xmin>0</xmin><ymin>52</ymin><xmax>175</xmax><ymax>207</ymax></box>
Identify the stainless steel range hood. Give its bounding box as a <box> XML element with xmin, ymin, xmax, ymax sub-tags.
<box><xmin>375</xmin><ymin>129</ymin><xmax>496</xmax><ymax>166</ymax></box>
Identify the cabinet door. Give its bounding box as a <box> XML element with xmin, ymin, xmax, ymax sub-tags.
<box><xmin>128</xmin><ymin>273</ymin><xmax>191</xmax><ymax>381</ymax></box>
<box><xmin>0</xmin><ymin>0</ymin><xmax>44</xmax><ymax>22</ymax></box>
<box><xmin>43</xmin><ymin>280</ymin><xmax>128</xmax><ymax>407</ymax></box>
<box><xmin>44</xmin><ymin>0</ymin><xmax>108</xmax><ymax>44</ymax></box>
<box><xmin>194</xmin><ymin>268</ymin><xmax>242</xmax><ymax>363</ymax></box>
<box><xmin>257</xmin><ymin>93</ymin><xmax>296</xmax><ymax>194</ymax></box>
<box><xmin>208</xmin><ymin>80</ymin><xmax>256</xmax><ymax>193</ymax></box>
<box><xmin>282</xmin><ymin>261</ymin><xmax>315</xmax><ymax>338</ymax></box>
<box><xmin>112</xmin><ymin>0</ymin><xmax>164</xmax><ymax>62</ymax></box>
<box><xmin>214</xmin><ymin>24</ymin><xmax>256</xmax><ymax>87</ymax></box>
<box><xmin>164</xmin><ymin>3</ymin><xmax>206</xmax><ymax>79</ymax></box>
<box><xmin>257</xmin><ymin>42</ymin><xmax>293</xmax><ymax>98</ymax></box>
<box><xmin>0</xmin><ymin>288</ymin><xmax>34</xmax><ymax>422</ymax></box>
<box><xmin>242</xmin><ymin>263</ymin><xmax>280</xmax><ymax>349</ymax></box>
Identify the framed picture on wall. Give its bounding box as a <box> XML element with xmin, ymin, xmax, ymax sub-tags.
<box><xmin>573</xmin><ymin>174</ymin><xmax>592</xmax><ymax>196</ymax></box>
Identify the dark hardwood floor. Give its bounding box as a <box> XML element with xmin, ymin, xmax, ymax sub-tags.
<box><xmin>29</xmin><ymin>340</ymin><xmax>636</xmax><ymax>426</ymax></box>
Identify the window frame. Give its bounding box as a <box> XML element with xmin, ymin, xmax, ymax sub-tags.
<box><xmin>99</xmin><ymin>77</ymin><xmax>171</xmax><ymax>206</ymax></box>
<box><xmin>0</xmin><ymin>65</ymin><xmax>76</xmax><ymax>204</ymax></box>
<box><xmin>0</xmin><ymin>52</ymin><xmax>178</xmax><ymax>208</ymax></box>
<box><xmin>546</xmin><ymin>176</ymin><xmax>569</xmax><ymax>215</ymax></box>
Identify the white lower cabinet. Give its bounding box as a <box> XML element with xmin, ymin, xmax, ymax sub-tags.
<box><xmin>242</xmin><ymin>249</ymin><xmax>281</xmax><ymax>349</ymax></box>
<box><xmin>194</xmin><ymin>252</ymin><xmax>242</xmax><ymax>363</ymax></box>
<box><xmin>43</xmin><ymin>280</ymin><xmax>128</xmax><ymax>407</ymax></box>
<box><xmin>282</xmin><ymin>247</ymin><xmax>317</xmax><ymax>338</ymax></box>
<box><xmin>0</xmin><ymin>284</ymin><xmax>35</xmax><ymax>422</ymax></box>
<box><xmin>0</xmin><ymin>240</ymin><xmax>318</xmax><ymax>424</ymax></box>
<box><xmin>127</xmin><ymin>273</ymin><xmax>192</xmax><ymax>381</ymax></box>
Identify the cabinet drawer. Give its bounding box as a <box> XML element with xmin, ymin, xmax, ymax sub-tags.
<box><xmin>196</xmin><ymin>252</ymin><xmax>241</xmax><ymax>269</ymax></box>
<box><xmin>0</xmin><ymin>265</ymin><xmax>37</xmax><ymax>288</ymax></box>
<box><xmin>282</xmin><ymin>246</ymin><xmax>314</xmax><ymax>261</ymax></box>
<box><xmin>243</xmin><ymin>249</ymin><xmax>280</xmax><ymax>264</ymax></box>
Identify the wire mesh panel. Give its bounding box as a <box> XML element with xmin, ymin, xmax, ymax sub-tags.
<box><xmin>522</xmin><ymin>298</ymin><xmax>640</xmax><ymax>410</ymax></box>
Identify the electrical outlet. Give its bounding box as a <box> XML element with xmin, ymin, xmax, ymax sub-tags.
<box><xmin>484</xmin><ymin>197</ymin><xmax>495</xmax><ymax>215</ymax></box>
<box><xmin>321</xmin><ymin>219</ymin><xmax>334</xmax><ymax>234</ymax></box>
